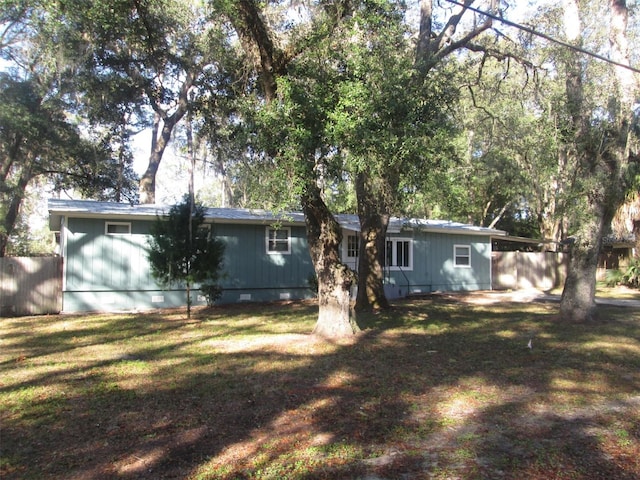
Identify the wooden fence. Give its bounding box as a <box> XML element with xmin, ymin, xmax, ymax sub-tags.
<box><xmin>492</xmin><ymin>251</ymin><xmax>568</xmax><ymax>291</ymax></box>
<box><xmin>0</xmin><ymin>257</ymin><xmax>62</xmax><ymax>316</ymax></box>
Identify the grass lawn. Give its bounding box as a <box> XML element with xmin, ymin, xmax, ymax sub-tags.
<box><xmin>1</xmin><ymin>297</ymin><xmax>639</xmax><ymax>479</ymax></box>
<box><xmin>544</xmin><ymin>283</ymin><xmax>640</xmax><ymax>301</ymax></box>
<box><xmin>595</xmin><ymin>285</ymin><xmax>640</xmax><ymax>301</ymax></box>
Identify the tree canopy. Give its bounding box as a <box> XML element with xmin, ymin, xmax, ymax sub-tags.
<box><xmin>0</xmin><ymin>73</ymin><xmax>137</xmax><ymax>256</ymax></box>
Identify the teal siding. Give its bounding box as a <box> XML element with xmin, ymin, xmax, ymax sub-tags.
<box><xmin>61</xmin><ymin>215</ymin><xmax>493</xmax><ymax>312</ymax></box>
<box><xmin>62</xmin><ymin>217</ymin><xmax>315</xmax><ymax>312</ymax></box>
<box><xmin>383</xmin><ymin>231</ymin><xmax>492</xmax><ymax>297</ymax></box>
<box><xmin>64</xmin><ymin>218</ymin><xmax>159</xmax><ymax>311</ymax></box>
<box><xmin>426</xmin><ymin>232</ymin><xmax>492</xmax><ymax>291</ymax></box>
<box><xmin>214</xmin><ymin>223</ymin><xmax>315</xmax><ymax>301</ymax></box>
<box><xmin>62</xmin><ymin>290</ymin><xmax>192</xmax><ymax>313</ymax></box>
<box><xmin>65</xmin><ymin>218</ymin><xmax>155</xmax><ymax>292</ymax></box>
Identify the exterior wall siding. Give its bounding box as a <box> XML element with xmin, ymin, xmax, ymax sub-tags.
<box><xmin>62</xmin><ymin>217</ymin><xmax>316</xmax><ymax>312</ymax></box>
<box><xmin>426</xmin><ymin>232</ymin><xmax>492</xmax><ymax>291</ymax></box>
<box><xmin>64</xmin><ymin>218</ymin><xmax>159</xmax><ymax>311</ymax></box>
<box><xmin>60</xmin><ymin>212</ymin><xmax>495</xmax><ymax>313</ymax></box>
<box><xmin>383</xmin><ymin>231</ymin><xmax>493</xmax><ymax>297</ymax></box>
<box><xmin>213</xmin><ymin>223</ymin><xmax>315</xmax><ymax>303</ymax></box>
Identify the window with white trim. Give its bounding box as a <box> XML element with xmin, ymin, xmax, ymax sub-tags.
<box><xmin>266</xmin><ymin>227</ymin><xmax>291</xmax><ymax>254</ymax></box>
<box><xmin>384</xmin><ymin>238</ymin><xmax>412</xmax><ymax>270</ymax></box>
<box><xmin>346</xmin><ymin>234</ymin><xmax>359</xmax><ymax>259</ymax></box>
<box><xmin>105</xmin><ymin>222</ymin><xmax>131</xmax><ymax>235</ymax></box>
<box><xmin>454</xmin><ymin>244</ymin><xmax>471</xmax><ymax>267</ymax></box>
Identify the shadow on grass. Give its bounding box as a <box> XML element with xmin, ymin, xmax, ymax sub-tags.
<box><xmin>1</xmin><ymin>299</ymin><xmax>639</xmax><ymax>479</ymax></box>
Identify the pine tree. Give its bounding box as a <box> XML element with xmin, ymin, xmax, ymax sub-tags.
<box><xmin>148</xmin><ymin>196</ymin><xmax>225</xmax><ymax>318</ymax></box>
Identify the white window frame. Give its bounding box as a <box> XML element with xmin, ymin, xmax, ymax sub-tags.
<box><xmin>454</xmin><ymin>244</ymin><xmax>471</xmax><ymax>268</ymax></box>
<box><xmin>105</xmin><ymin>221</ymin><xmax>131</xmax><ymax>235</ymax></box>
<box><xmin>346</xmin><ymin>234</ymin><xmax>359</xmax><ymax>259</ymax></box>
<box><xmin>266</xmin><ymin>226</ymin><xmax>291</xmax><ymax>254</ymax></box>
<box><xmin>384</xmin><ymin>237</ymin><xmax>413</xmax><ymax>271</ymax></box>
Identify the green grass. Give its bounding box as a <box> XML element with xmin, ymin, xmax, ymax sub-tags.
<box><xmin>1</xmin><ymin>298</ymin><xmax>639</xmax><ymax>479</ymax></box>
<box><xmin>595</xmin><ymin>284</ymin><xmax>640</xmax><ymax>300</ymax></box>
<box><xmin>546</xmin><ymin>282</ymin><xmax>640</xmax><ymax>301</ymax></box>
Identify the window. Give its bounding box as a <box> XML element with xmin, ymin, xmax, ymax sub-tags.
<box><xmin>105</xmin><ymin>222</ymin><xmax>131</xmax><ymax>235</ymax></box>
<box><xmin>266</xmin><ymin>227</ymin><xmax>291</xmax><ymax>254</ymax></box>
<box><xmin>384</xmin><ymin>238</ymin><xmax>412</xmax><ymax>270</ymax></box>
<box><xmin>454</xmin><ymin>245</ymin><xmax>471</xmax><ymax>267</ymax></box>
<box><xmin>347</xmin><ymin>234</ymin><xmax>359</xmax><ymax>258</ymax></box>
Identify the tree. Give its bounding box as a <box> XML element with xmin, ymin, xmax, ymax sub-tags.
<box><xmin>220</xmin><ymin>0</ymin><xmax>509</xmax><ymax>327</ymax></box>
<box><xmin>612</xmin><ymin>190</ymin><xmax>640</xmax><ymax>259</ymax></box>
<box><xmin>221</xmin><ymin>0</ymin><xmax>362</xmax><ymax>336</ymax></box>
<box><xmin>447</xmin><ymin>53</ymin><xmax>574</xmax><ymax>244</ymax></box>
<box><xmin>4</xmin><ymin>181</ymin><xmax>56</xmax><ymax>256</ymax></box>
<box><xmin>1</xmin><ymin>1</ymin><xmax>140</xmax><ymax>256</ymax></box>
<box><xmin>558</xmin><ymin>0</ymin><xmax>637</xmax><ymax>322</ymax></box>
<box><xmin>321</xmin><ymin>3</ymin><xmax>459</xmax><ymax>311</ymax></box>
<box><xmin>147</xmin><ymin>196</ymin><xmax>225</xmax><ymax>318</ymax></box>
<box><xmin>0</xmin><ymin>74</ymin><xmax>137</xmax><ymax>256</ymax></box>
<box><xmin>349</xmin><ymin>0</ymin><xmax>502</xmax><ymax>311</ymax></box>
<box><xmin>21</xmin><ymin>0</ymin><xmax>237</xmax><ymax>204</ymax></box>
<box><xmin>255</xmin><ymin>58</ymin><xmax>361</xmax><ymax>335</ymax></box>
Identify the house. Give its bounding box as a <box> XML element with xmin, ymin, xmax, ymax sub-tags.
<box><xmin>48</xmin><ymin>198</ymin><xmax>506</xmax><ymax>313</ymax></box>
<box><xmin>597</xmin><ymin>233</ymin><xmax>636</xmax><ymax>280</ymax></box>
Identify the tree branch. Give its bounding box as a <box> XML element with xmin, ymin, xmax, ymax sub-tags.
<box><xmin>434</xmin><ymin>17</ymin><xmax>492</xmax><ymax>63</ymax></box>
<box><xmin>434</xmin><ymin>0</ymin><xmax>475</xmax><ymax>53</ymax></box>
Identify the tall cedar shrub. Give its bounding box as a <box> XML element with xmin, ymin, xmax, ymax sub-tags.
<box><xmin>147</xmin><ymin>196</ymin><xmax>225</xmax><ymax>316</ymax></box>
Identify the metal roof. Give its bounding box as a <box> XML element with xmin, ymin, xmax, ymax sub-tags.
<box><xmin>48</xmin><ymin>199</ymin><xmax>306</xmax><ymax>228</ymax></box>
<box><xmin>397</xmin><ymin>217</ymin><xmax>506</xmax><ymax>236</ymax></box>
<box><xmin>48</xmin><ymin>198</ymin><xmax>506</xmax><ymax>237</ymax></box>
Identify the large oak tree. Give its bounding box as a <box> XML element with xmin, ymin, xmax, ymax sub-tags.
<box><xmin>220</xmin><ymin>0</ymin><xmax>361</xmax><ymax>336</ymax></box>
<box><xmin>558</xmin><ymin>0</ymin><xmax>637</xmax><ymax>322</ymax></box>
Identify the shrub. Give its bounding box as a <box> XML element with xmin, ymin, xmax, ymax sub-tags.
<box><xmin>605</xmin><ymin>268</ymin><xmax>624</xmax><ymax>287</ymax></box>
<box><xmin>622</xmin><ymin>258</ymin><xmax>640</xmax><ymax>289</ymax></box>
<box><xmin>200</xmin><ymin>283</ymin><xmax>223</xmax><ymax>306</ymax></box>
<box><xmin>147</xmin><ymin>195</ymin><xmax>225</xmax><ymax>317</ymax></box>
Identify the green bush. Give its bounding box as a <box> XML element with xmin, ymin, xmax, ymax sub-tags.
<box><xmin>200</xmin><ymin>283</ymin><xmax>223</xmax><ymax>306</ymax></box>
<box><xmin>622</xmin><ymin>258</ymin><xmax>640</xmax><ymax>288</ymax></box>
<box><xmin>147</xmin><ymin>196</ymin><xmax>225</xmax><ymax>317</ymax></box>
<box><xmin>605</xmin><ymin>268</ymin><xmax>624</xmax><ymax>287</ymax></box>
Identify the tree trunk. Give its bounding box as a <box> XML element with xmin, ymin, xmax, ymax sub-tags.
<box><xmin>139</xmin><ymin>71</ymin><xmax>195</xmax><ymax>204</ymax></box>
<box><xmin>354</xmin><ymin>172</ymin><xmax>391</xmax><ymax>312</ymax></box>
<box><xmin>415</xmin><ymin>0</ymin><xmax>434</xmax><ymax>71</ymax></box>
<box><xmin>609</xmin><ymin>0</ymin><xmax>637</xmax><ymax>260</ymax></box>
<box><xmin>139</xmin><ymin>112</ymin><xmax>161</xmax><ymax>204</ymax></box>
<box><xmin>186</xmin><ymin>281</ymin><xmax>192</xmax><ymax>319</ymax></box>
<box><xmin>227</xmin><ymin>0</ymin><xmax>285</xmax><ymax>103</ymax></box>
<box><xmin>536</xmin><ymin>148</ymin><xmax>571</xmax><ymax>250</ymax></box>
<box><xmin>139</xmin><ymin>113</ymin><xmax>182</xmax><ymax>204</ymax></box>
<box><xmin>634</xmin><ymin>219</ymin><xmax>640</xmax><ymax>259</ymax></box>
<box><xmin>560</xmin><ymin>217</ymin><xmax>603</xmax><ymax>322</ymax></box>
<box><xmin>302</xmin><ymin>183</ymin><xmax>357</xmax><ymax>338</ymax></box>
<box><xmin>558</xmin><ymin>0</ymin><xmax>592</xmax><ymax>322</ymax></box>
<box><xmin>559</xmin><ymin>0</ymin><xmax>634</xmax><ymax>322</ymax></box>
<box><xmin>1</xmin><ymin>160</ymin><xmax>32</xmax><ymax>257</ymax></box>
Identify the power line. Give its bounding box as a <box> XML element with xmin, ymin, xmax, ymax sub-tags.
<box><xmin>444</xmin><ymin>0</ymin><xmax>640</xmax><ymax>75</ymax></box>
